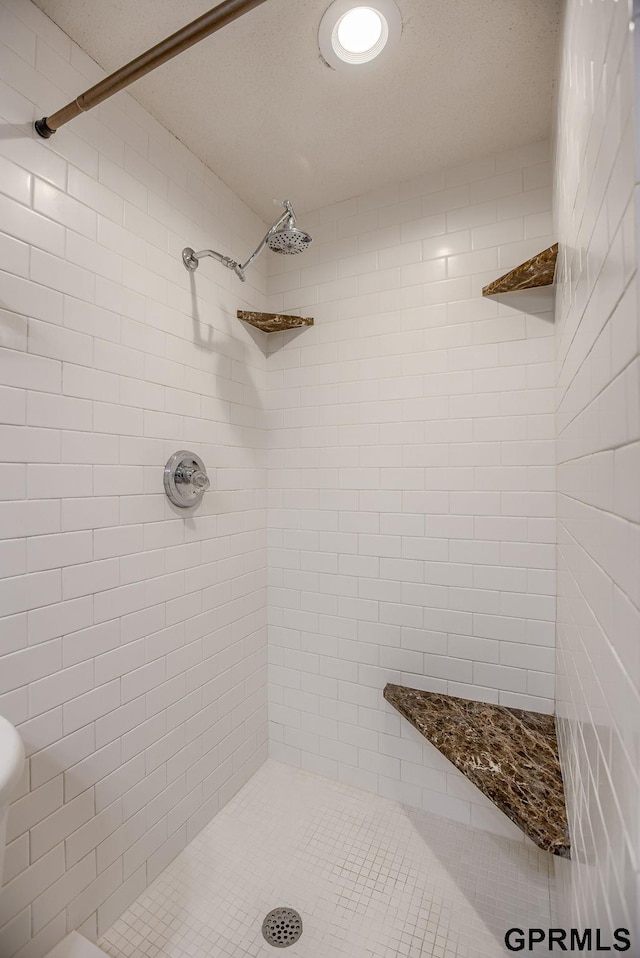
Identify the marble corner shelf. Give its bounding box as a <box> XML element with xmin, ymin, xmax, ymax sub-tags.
<box><xmin>482</xmin><ymin>243</ymin><xmax>558</xmax><ymax>296</ymax></box>
<box><xmin>237</xmin><ymin>310</ymin><xmax>314</xmax><ymax>333</ymax></box>
<box><xmin>383</xmin><ymin>684</ymin><xmax>570</xmax><ymax>858</ymax></box>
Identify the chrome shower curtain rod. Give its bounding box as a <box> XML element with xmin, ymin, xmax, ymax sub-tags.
<box><xmin>34</xmin><ymin>0</ymin><xmax>269</xmax><ymax>138</ymax></box>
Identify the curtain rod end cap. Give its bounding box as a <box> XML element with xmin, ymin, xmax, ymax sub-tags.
<box><xmin>34</xmin><ymin>117</ymin><xmax>55</xmax><ymax>138</ymax></box>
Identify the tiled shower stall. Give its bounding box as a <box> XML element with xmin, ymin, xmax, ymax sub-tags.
<box><xmin>0</xmin><ymin>0</ymin><xmax>638</xmax><ymax>955</ymax></box>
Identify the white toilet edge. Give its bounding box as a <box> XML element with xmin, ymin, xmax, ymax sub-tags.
<box><xmin>0</xmin><ymin>714</ymin><xmax>25</xmax><ymax>807</ymax></box>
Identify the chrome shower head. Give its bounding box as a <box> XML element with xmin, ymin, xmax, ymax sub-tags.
<box><xmin>181</xmin><ymin>199</ymin><xmax>312</xmax><ymax>281</ymax></box>
<box><xmin>267</xmin><ymin>225</ymin><xmax>313</xmax><ymax>254</ymax></box>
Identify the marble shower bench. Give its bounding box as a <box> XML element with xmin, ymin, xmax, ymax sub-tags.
<box><xmin>383</xmin><ymin>684</ymin><xmax>570</xmax><ymax>858</ymax></box>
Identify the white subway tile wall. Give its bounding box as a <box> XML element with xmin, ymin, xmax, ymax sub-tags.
<box><xmin>5</xmin><ymin>0</ymin><xmax>638</xmax><ymax>951</ymax></box>
<box><xmin>264</xmin><ymin>142</ymin><xmax>556</xmax><ymax>823</ymax></box>
<box><xmin>0</xmin><ymin>1</ymin><xmax>269</xmax><ymax>955</ymax></box>
<box><xmin>553</xmin><ymin>0</ymin><xmax>639</xmax><ymax>938</ymax></box>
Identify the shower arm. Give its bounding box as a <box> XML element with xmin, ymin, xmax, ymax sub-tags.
<box><xmin>182</xmin><ymin>248</ymin><xmax>248</xmax><ymax>282</ymax></box>
<box><xmin>34</xmin><ymin>0</ymin><xmax>270</xmax><ymax>138</ymax></box>
<box><xmin>182</xmin><ymin>201</ymin><xmax>295</xmax><ymax>282</ymax></box>
<box><xmin>240</xmin><ymin>202</ymin><xmax>295</xmax><ymax>274</ymax></box>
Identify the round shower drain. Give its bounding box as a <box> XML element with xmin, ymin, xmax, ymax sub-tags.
<box><xmin>261</xmin><ymin>907</ymin><xmax>303</xmax><ymax>947</ymax></box>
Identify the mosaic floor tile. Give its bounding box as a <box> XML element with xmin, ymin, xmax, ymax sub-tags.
<box><xmin>99</xmin><ymin>760</ymin><xmax>554</xmax><ymax>958</ymax></box>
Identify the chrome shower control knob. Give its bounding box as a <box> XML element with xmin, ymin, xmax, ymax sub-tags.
<box><xmin>164</xmin><ymin>451</ymin><xmax>210</xmax><ymax>508</ymax></box>
<box><xmin>192</xmin><ymin>471</ymin><xmax>210</xmax><ymax>489</ymax></box>
<box><xmin>175</xmin><ymin>465</ymin><xmax>210</xmax><ymax>490</ymax></box>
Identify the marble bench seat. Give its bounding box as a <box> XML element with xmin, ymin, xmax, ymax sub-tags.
<box><xmin>383</xmin><ymin>683</ymin><xmax>570</xmax><ymax>858</ymax></box>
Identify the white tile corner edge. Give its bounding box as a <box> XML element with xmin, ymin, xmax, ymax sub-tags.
<box><xmin>45</xmin><ymin>932</ymin><xmax>109</xmax><ymax>958</ymax></box>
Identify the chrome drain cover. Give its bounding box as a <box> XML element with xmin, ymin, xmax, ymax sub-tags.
<box><xmin>262</xmin><ymin>908</ymin><xmax>303</xmax><ymax>947</ymax></box>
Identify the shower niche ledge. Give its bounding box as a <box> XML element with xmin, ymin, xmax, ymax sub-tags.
<box><xmin>482</xmin><ymin>243</ymin><xmax>558</xmax><ymax>297</ymax></box>
<box><xmin>237</xmin><ymin>310</ymin><xmax>314</xmax><ymax>333</ymax></box>
<box><xmin>383</xmin><ymin>683</ymin><xmax>570</xmax><ymax>858</ymax></box>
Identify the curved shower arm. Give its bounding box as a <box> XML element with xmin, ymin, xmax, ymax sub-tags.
<box><xmin>182</xmin><ymin>247</ymin><xmax>246</xmax><ymax>281</ymax></box>
<box><xmin>182</xmin><ymin>200</ymin><xmax>297</xmax><ymax>282</ymax></box>
<box><xmin>239</xmin><ymin>205</ymin><xmax>293</xmax><ymax>274</ymax></box>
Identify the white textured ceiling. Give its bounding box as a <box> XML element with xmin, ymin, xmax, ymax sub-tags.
<box><xmin>33</xmin><ymin>0</ymin><xmax>560</xmax><ymax>221</ymax></box>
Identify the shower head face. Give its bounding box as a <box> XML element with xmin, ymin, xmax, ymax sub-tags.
<box><xmin>267</xmin><ymin>226</ymin><xmax>313</xmax><ymax>255</ymax></box>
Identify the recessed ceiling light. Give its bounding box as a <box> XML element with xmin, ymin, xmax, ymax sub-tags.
<box><xmin>337</xmin><ymin>8</ymin><xmax>384</xmax><ymax>56</ymax></box>
<box><xmin>318</xmin><ymin>0</ymin><xmax>402</xmax><ymax>71</ymax></box>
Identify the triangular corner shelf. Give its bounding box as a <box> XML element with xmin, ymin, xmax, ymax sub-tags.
<box><xmin>482</xmin><ymin>243</ymin><xmax>558</xmax><ymax>296</ymax></box>
<box><xmin>237</xmin><ymin>310</ymin><xmax>314</xmax><ymax>333</ymax></box>
<box><xmin>383</xmin><ymin>683</ymin><xmax>570</xmax><ymax>858</ymax></box>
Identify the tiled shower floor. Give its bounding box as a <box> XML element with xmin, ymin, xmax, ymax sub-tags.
<box><xmin>98</xmin><ymin>760</ymin><xmax>553</xmax><ymax>958</ymax></box>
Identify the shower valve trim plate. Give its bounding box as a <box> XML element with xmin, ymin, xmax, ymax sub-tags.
<box><xmin>164</xmin><ymin>450</ymin><xmax>210</xmax><ymax>508</ymax></box>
